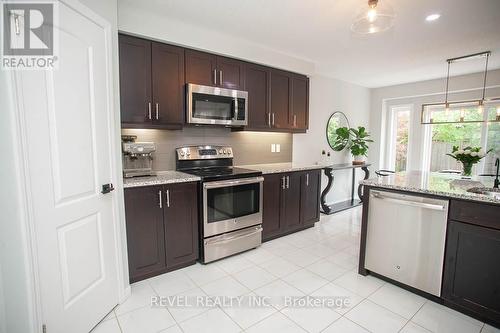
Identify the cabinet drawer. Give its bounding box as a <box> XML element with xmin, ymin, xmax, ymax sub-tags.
<box><xmin>449</xmin><ymin>200</ymin><xmax>500</xmax><ymax>230</ymax></box>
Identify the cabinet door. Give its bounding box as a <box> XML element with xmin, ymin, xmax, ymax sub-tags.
<box><xmin>245</xmin><ymin>63</ymin><xmax>270</xmax><ymax>129</ymax></box>
<box><xmin>217</xmin><ymin>56</ymin><xmax>245</xmax><ymax>89</ymax></box>
<box><xmin>262</xmin><ymin>174</ymin><xmax>283</xmax><ymax>240</ymax></box>
<box><xmin>164</xmin><ymin>182</ymin><xmax>199</xmax><ymax>269</ymax></box>
<box><xmin>270</xmin><ymin>69</ymin><xmax>291</xmax><ymax>129</ymax></box>
<box><xmin>442</xmin><ymin>221</ymin><xmax>500</xmax><ymax>324</ymax></box>
<box><xmin>300</xmin><ymin>170</ymin><xmax>320</xmax><ymax>226</ymax></box>
<box><xmin>118</xmin><ymin>34</ymin><xmax>152</xmax><ymax>126</ymax></box>
<box><xmin>282</xmin><ymin>172</ymin><xmax>302</xmax><ymax>231</ymax></box>
<box><xmin>185</xmin><ymin>49</ymin><xmax>217</xmax><ymax>86</ymax></box>
<box><xmin>291</xmin><ymin>75</ymin><xmax>309</xmax><ymax>130</ymax></box>
<box><xmin>152</xmin><ymin>42</ymin><xmax>185</xmax><ymax>126</ymax></box>
<box><xmin>124</xmin><ymin>186</ymin><xmax>166</xmax><ymax>282</ymax></box>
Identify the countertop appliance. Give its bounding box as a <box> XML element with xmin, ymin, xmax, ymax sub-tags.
<box><xmin>122</xmin><ymin>139</ymin><xmax>156</xmax><ymax>178</ymax></box>
<box><xmin>364</xmin><ymin>189</ymin><xmax>449</xmax><ymax>296</ymax></box>
<box><xmin>186</xmin><ymin>83</ymin><xmax>248</xmax><ymax>127</ymax></box>
<box><xmin>176</xmin><ymin>145</ymin><xmax>263</xmax><ymax>263</ymax></box>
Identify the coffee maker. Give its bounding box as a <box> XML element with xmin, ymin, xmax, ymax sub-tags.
<box><xmin>122</xmin><ymin>136</ymin><xmax>156</xmax><ymax>178</ymax></box>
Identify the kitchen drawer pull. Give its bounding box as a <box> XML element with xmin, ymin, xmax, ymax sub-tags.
<box><xmin>371</xmin><ymin>192</ymin><xmax>446</xmax><ymax>211</ymax></box>
<box><xmin>158</xmin><ymin>190</ymin><xmax>162</xmax><ymax>208</ymax></box>
<box><xmin>205</xmin><ymin>227</ymin><xmax>262</xmax><ymax>245</ymax></box>
<box><xmin>282</xmin><ymin>176</ymin><xmax>286</xmax><ymax>189</ymax></box>
<box><xmin>286</xmin><ymin>176</ymin><xmax>290</xmax><ymax>189</ymax></box>
<box><xmin>306</xmin><ymin>173</ymin><xmax>309</xmax><ymax>186</ymax></box>
<box><xmin>204</xmin><ymin>176</ymin><xmax>264</xmax><ymax>189</ymax></box>
<box><xmin>166</xmin><ymin>189</ymin><xmax>170</xmax><ymax>208</ymax></box>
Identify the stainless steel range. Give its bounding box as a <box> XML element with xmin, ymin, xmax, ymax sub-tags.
<box><xmin>176</xmin><ymin>145</ymin><xmax>263</xmax><ymax>263</ymax></box>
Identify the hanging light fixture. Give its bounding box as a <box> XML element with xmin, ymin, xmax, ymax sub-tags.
<box><xmin>421</xmin><ymin>51</ymin><xmax>500</xmax><ymax>124</ymax></box>
<box><xmin>351</xmin><ymin>0</ymin><xmax>395</xmax><ymax>34</ymax></box>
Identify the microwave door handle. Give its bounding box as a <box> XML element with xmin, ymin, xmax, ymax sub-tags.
<box><xmin>234</xmin><ymin>98</ymin><xmax>239</xmax><ymax>120</ymax></box>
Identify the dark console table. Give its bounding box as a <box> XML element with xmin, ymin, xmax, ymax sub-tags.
<box><xmin>320</xmin><ymin>163</ymin><xmax>371</xmax><ymax>215</ymax></box>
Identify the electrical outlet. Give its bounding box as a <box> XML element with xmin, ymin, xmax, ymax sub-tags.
<box><xmin>271</xmin><ymin>144</ymin><xmax>276</xmax><ymax>153</ymax></box>
<box><xmin>276</xmin><ymin>144</ymin><xmax>281</xmax><ymax>153</ymax></box>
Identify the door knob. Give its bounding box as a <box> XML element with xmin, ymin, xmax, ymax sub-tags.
<box><xmin>101</xmin><ymin>183</ymin><xmax>115</xmax><ymax>194</ymax></box>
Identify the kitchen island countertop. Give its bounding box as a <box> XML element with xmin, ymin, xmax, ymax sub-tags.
<box><xmin>123</xmin><ymin>171</ymin><xmax>201</xmax><ymax>188</ymax></box>
<box><xmin>361</xmin><ymin>171</ymin><xmax>499</xmax><ymax>205</ymax></box>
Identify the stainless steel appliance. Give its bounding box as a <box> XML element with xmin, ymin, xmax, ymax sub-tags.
<box><xmin>186</xmin><ymin>84</ymin><xmax>248</xmax><ymax>126</ymax></box>
<box><xmin>122</xmin><ymin>138</ymin><xmax>156</xmax><ymax>178</ymax></box>
<box><xmin>176</xmin><ymin>145</ymin><xmax>263</xmax><ymax>263</ymax></box>
<box><xmin>365</xmin><ymin>190</ymin><xmax>449</xmax><ymax>296</ymax></box>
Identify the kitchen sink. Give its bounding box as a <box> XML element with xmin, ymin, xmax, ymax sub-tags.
<box><xmin>467</xmin><ymin>187</ymin><xmax>500</xmax><ymax>199</ymax></box>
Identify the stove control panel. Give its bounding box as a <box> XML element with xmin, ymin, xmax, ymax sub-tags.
<box><xmin>176</xmin><ymin>145</ymin><xmax>233</xmax><ymax>160</ymax></box>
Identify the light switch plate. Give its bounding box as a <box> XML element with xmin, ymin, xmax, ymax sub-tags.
<box><xmin>276</xmin><ymin>144</ymin><xmax>281</xmax><ymax>153</ymax></box>
<box><xmin>271</xmin><ymin>144</ymin><xmax>276</xmax><ymax>153</ymax></box>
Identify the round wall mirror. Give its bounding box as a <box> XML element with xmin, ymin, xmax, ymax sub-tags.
<box><xmin>326</xmin><ymin>111</ymin><xmax>350</xmax><ymax>151</ymax></box>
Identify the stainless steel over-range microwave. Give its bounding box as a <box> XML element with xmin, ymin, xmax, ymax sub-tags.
<box><xmin>186</xmin><ymin>83</ymin><xmax>248</xmax><ymax>126</ymax></box>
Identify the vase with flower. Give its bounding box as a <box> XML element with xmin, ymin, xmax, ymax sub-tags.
<box><xmin>446</xmin><ymin>146</ymin><xmax>492</xmax><ymax>177</ymax></box>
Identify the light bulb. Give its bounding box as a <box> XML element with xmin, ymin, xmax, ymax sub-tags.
<box><xmin>367</xmin><ymin>9</ymin><xmax>377</xmax><ymax>22</ymax></box>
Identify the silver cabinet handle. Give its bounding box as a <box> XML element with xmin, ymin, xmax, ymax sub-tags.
<box><xmin>293</xmin><ymin>114</ymin><xmax>297</xmax><ymax>127</ymax></box>
<box><xmin>166</xmin><ymin>189</ymin><xmax>170</xmax><ymax>208</ymax></box>
<box><xmin>219</xmin><ymin>70</ymin><xmax>223</xmax><ymax>85</ymax></box>
<box><xmin>268</xmin><ymin>113</ymin><xmax>271</xmax><ymax>127</ymax></box>
<box><xmin>272</xmin><ymin>113</ymin><xmax>275</xmax><ymax>126</ymax></box>
<box><xmin>213</xmin><ymin>69</ymin><xmax>217</xmax><ymax>85</ymax></box>
<box><xmin>306</xmin><ymin>173</ymin><xmax>309</xmax><ymax>186</ymax></box>
<box><xmin>148</xmin><ymin>102</ymin><xmax>152</xmax><ymax>120</ymax></box>
<box><xmin>204</xmin><ymin>176</ymin><xmax>264</xmax><ymax>189</ymax></box>
<box><xmin>155</xmin><ymin>103</ymin><xmax>159</xmax><ymax>120</ymax></box>
<box><xmin>286</xmin><ymin>176</ymin><xmax>290</xmax><ymax>189</ymax></box>
<box><xmin>158</xmin><ymin>190</ymin><xmax>162</xmax><ymax>208</ymax></box>
<box><xmin>282</xmin><ymin>176</ymin><xmax>286</xmax><ymax>189</ymax></box>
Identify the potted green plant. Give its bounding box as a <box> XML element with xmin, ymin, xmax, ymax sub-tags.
<box><xmin>446</xmin><ymin>146</ymin><xmax>491</xmax><ymax>177</ymax></box>
<box><xmin>334</xmin><ymin>126</ymin><xmax>373</xmax><ymax>165</ymax></box>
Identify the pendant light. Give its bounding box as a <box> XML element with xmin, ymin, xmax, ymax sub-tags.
<box><xmin>421</xmin><ymin>51</ymin><xmax>500</xmax><ymax>124</ymax></box>
<box><xmin>351</xmin><ymin>0</ymin><xmax>395</xmax><ymax>34</ymax></box>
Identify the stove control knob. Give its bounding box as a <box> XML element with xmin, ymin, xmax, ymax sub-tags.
<box><xmin>180</xmin><ymin>151</ymin><xmax>185</xmax><ymax>157</ymax></box>
<box><xmin>219</xmin><ymin>149</ymin><xmax>223</xmax><ymax>154</ymax></box>
<box><xmin>223</xmin><ymin>149</ymin><xmax>227</xmax><ymax>154</ymax></box>
<box><xmin>227</xmin><ymin>148</ymin><xmax>232</xmax><ymax>155</ymax></box>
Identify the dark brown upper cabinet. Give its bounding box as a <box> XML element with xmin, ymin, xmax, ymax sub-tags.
<box><xmin>269</xmin><ymin>69</ymin><xmax>291</xmax><ymax>130</ymax></box>
<box><xmin>291</xmin><ymin>74</ymin><xmax>309</xmax><ymax>130</ymax></box>
<box><xmin>185</xmin><ymin>49</ymin><xmax>245</xmax><ymax>89</ymax></box>
<box><xmin>119</xmin><ymin>34</ymin><xmax>152</xmax><ymax>126</ymax></box>
<box><xmin>245</xmin><ymin>63</ymin><xmax>271</xmax><ymax>129</ymax></box>
<box><xmin>119</xmin><ymin>34</ymin><xmax>184</xmax><ymax>129</ymax></box>
<box><xmin>152</xmin><ymin>42</ymin><xmax>185</xmax><ymax>126</ymax></box>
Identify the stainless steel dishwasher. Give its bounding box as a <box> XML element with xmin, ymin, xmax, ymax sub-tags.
<box><xmin>365</xmin><ymin>189</ymin><xmax>449</xmax><ymax>296</ymax></box>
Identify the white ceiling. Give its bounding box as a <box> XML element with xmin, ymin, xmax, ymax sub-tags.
<box><xmin>127</xmin><ymin>0</ymin><xmax>500</xmax><ymax>88</ymax></box>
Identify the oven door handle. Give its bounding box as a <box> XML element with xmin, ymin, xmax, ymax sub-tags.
<box><xmin>205</xmin><ymin>226</ymin><xmax>263</xmax><ymax>245</ymax></box>
<box><xmin>203</xmin><ymin>176</ymin><xmax>264</xmax><ymax>189</ymax></box>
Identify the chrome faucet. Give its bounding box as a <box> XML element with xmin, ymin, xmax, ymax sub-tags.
<box><xmin>494</xmin><ymin>158</ymin><xmax>500</xmax><ymax>189</ymax></box>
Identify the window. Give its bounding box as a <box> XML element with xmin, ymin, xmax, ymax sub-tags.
<box><xmin>424</xmin><ymin>104</ymin><xmax>500</xmax><ymax>174</ymax></box>
<box><xmin>388</xmin><ymin>106</ymin><xmax>411</xmax><ymax>172</ymax></box>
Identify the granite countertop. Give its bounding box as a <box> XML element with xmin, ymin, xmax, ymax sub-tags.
<box><xmin>123</xmin><ymin>171</ymin><xmax>201</xmax><ymax>188</ymax></box>
<box><xmin>238</xmin><ymin>162</ymin><xmax>325</xmax><ymax>174</ymax></box>
<box><xmin>361</xmin><ymin>171</ymin><xmax>500</xmax><ymax>205</ymax></box>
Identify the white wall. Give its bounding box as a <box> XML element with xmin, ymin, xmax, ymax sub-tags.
<box><xmin>371</xmin><ymin>69</ymin><xmax>500</xmax><ymax>172</ymax></box>
<box><xmin>293</xmin><ymin>75</ymin><xmax>371</xmax><ymax>204</ymax></box>
<box><xmin>117</xmin><ymin>1</ymin><xmax>315</xmax><ymax>76</ymax></box>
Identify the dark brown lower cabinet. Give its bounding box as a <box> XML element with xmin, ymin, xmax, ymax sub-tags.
<box><xmin>300</xmin><ymin>170</ymin><xmax>321</xmax><ymax>226</ymax></box>
<box><xmin>442</xmin><ymin>220</ymin><xmax>500</xmax><ymax>326</ymax></box>
<box><xmin>262</xmin><ymin>170</ymin><xmax>321</xmax><ymax>241</ymax></box>
<box><xmin>124</xmin><ymin>182</ymin><xmax>198</xmax><ymax>283</ymax></box>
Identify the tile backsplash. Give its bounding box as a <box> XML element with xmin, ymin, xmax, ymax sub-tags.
<box><xmin>121</xmin><ymin>127</ymin><xmax>292</xmax><ymax>171</ymax></box>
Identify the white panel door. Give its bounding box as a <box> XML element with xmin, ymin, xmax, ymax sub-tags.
<box><xmin>13</xmin><ymin>1</ymin><xmax>120</xmax><ymax>332</ymax></box>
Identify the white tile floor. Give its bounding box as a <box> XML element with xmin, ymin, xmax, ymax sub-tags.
<box><xmin>92</xmin><ymin>207</ymin><xmax>499</xmax><ymax>333</ymax></box>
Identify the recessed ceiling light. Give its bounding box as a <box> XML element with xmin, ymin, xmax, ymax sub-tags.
<box><xmin>426</xmin><ymin>13</ymin><xmax>441</xmax><ymax>21</ymax></box>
